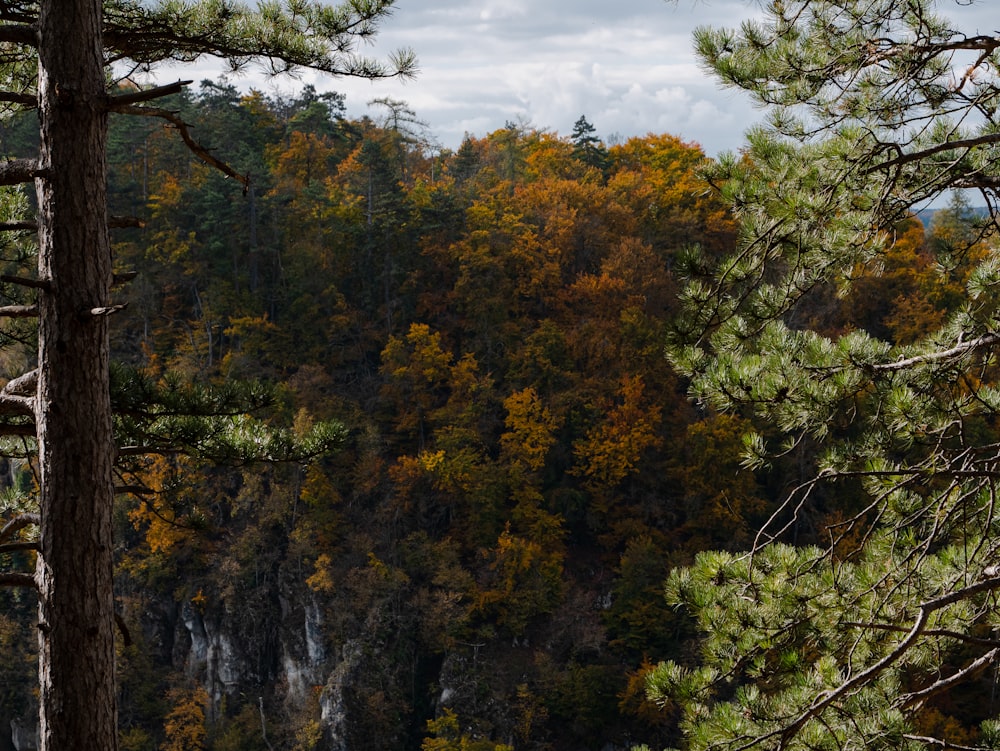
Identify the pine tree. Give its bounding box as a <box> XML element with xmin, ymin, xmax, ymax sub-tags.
<box><xmin>0</xmin><ymin>2</ymin><xmax>413</xmax><ymax>749</ymax></box>
<box><xmin>570</xmin><ymin>115</ymin><xmax>608</xmax><ymax>173</ymax></box>
<box><xmin>655</xmin><ymin>2</ymin><xmax>1000</xmax><ymax>750</ymax></box>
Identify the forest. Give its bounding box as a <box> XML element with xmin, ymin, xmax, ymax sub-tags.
<box><xmin>0</xmin><ymin>75</ymin><xmax>988</xmax><ymax>751</ymax></box>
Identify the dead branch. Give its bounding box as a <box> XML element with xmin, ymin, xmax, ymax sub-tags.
<box><xmin>0</xmin><ymin>572</ymin><xmax>35</xmax><ymax>588</ymax></box>
<box><xmin>0</xmin><ymin>274</ymin><xmax>49</xmax><ymax>291</ymax></box>
<box><xmin>0</xmin><ymin>393</ymin><xmax>33</xmax><ymax>416</ymax></box>
<box><xmin>0</xmin><ymin>423</ymin><xmax>36</xmax><ymax>438</ymax></box>
<box><xmin>0</xmin><ymin>540</ymin><xmax>37</xmax><ymax>554</ymax></box>
<box><xmin>0</xmin><ymin>512</ymin><xmax>38</xmax><ymax>543</ymax></box>
<box><xmin>87</xmin><ymin>304</ymin><xmax>128</xmax><ymax>317</ymax></box>
<box><xmin>3</xmin><ymin>368</ymin><xmax>36</xmax><ymax>396</ymax></box>
<box><xmin>109</xmin><ymin>216</ymin><xmax>144</xmax><ymax>229</ymax></box>
<box><xmin>109</xmin><ymin>103</ymin><xmax>250</xmax><ymax>193</ymax></box>
<box><xmin>0</xmin><ymin>158</ymin><xmax>44</xmax><ymax>185</ymax></box>
<box><xmin>0</xmin><ymin>24</ymin><xmax>35</xmax><ymax>46</ymax></box>
<box><xmin>108</xmin><ymin>79</ymin><xmax>191</xmax><ymax>107</ymax></box>
<box><xmin>897</xmin><ymin>647</ymin><xmax>1000</xmax><ymax>708</ymax></box>
<box><xmin>872</xmin><ymin>333</ymin><xmax>1000</xmax><ymax>372</ymax></box>
<box><xmin>0</xmin><ymin>220</ymin><xmax>34</xmax><ymax>231</ymax></box>
<box><xmin>114</xmin><ymin>485</ymin><xmax>155</xmax><ymax>496</ymax></box>
<box><xmin>0</xmin><ymin>305</ymin><xmax>36</xmax><ymax>318</ymax></box>
<box><xmin>903</xmin><ymin>734</ymin><xmax>998</xmax><ymax>751</ymax></box>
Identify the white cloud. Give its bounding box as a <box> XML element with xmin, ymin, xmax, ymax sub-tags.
<box><xmin>155</xmin><ymin>0</ymin><xmax>998</xmax><ymax>157</ymax></box>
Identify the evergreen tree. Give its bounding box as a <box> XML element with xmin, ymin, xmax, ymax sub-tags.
<box><xmin>654</xmin><ymin>2</ymin><xmax>1000</xmax><ymax>750</ymax></box>
<box><xmin>0</xmin><ymin>2</ymin><xmax>413</xmax><ymax>750</ymax></box>
<box><xmin>571</xmin><ymin>115</ymin><xmax>608</xmax><ymax>173</ymax></box>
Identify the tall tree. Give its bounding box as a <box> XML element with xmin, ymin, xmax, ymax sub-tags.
<box><xmin>0</xmin><ymin>2</ymin><xmax>413</xmax><ymax>749</ymax></box>
<box><xmin>654</xmin><ymin>2</ymin><xmax>1000</xmax><ymax>751</ymax></box>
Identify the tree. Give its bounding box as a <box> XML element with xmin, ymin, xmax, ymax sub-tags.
<box><xmin>570</xmin><ymin>115</ymin><xmax>608</xmax><ymax>174</ymax></box>
<box><xmin>653</xmin><ymin>2</ymin><xmax>1000</xmax><ymax>751</ymax></box>
<box><xmin>0</xmin><ymin>2</ymin><xmax>414</xmax><ymax>750</ymax></box>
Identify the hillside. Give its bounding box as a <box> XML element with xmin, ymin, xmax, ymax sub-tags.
<box><xmin>0</xmin><ymin>82</ymin><xmax>987</xmax><ymax>751</ymax></box>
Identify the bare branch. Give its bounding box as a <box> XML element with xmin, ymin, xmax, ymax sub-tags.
<box><xmin>872</xmin><ymin>333</ymin><xmax>1000</xmax><ymax>372</ymax></box>
<box><xmin>0</xmin><ymin>572</ymin><xmax>35</xmax><ymax>588</ymax></box>
<box><xmin>109</xmin><ymin>104</ymin><xmax>249</xmax><ymax>192</ymax></box>
<box><xmin>903</xmin><ymin>734</ymin><xmax>998</xmax><ymax>751</ymax></box>
<box><xmin>0</xmin><ymin>512</ymin><xmax>38</xmax><ymax>543</ymax></box>
<box><xmin>87</xmin><ymin>304</ymin><xmax>127</xmax><ymax>317</ymax></box>
<box><xmin>109</xmin><ymin>216</ymin><xmax>143</xmax><ymax>229</ymax></box>
<box><xmin>108</xmin><ymin>79</ymin><xmax>190</xmax><ymax>107</ymax></box>
<box><xmin>0</xmin><ymin>393</ymin><xmax>33</xmax><ymax>416</ymax></box>
<box><xmin>0</xmin><ymin>24</ymin><xmax>35</xmax><ymax>46</ymax></box>
<box><xmin>0</xmin><ymin>540</ymin><xmax>37</xmax><ymax>554</ymax></box>
<box><xmin>0</xmin><ymin>91</ymin><xmax>34</xmax><ymax>107</ymax></box>
<box><xmin>898</xmin><ymin>648</ymin><xmax>1000</xmax><ymax>708</ymax></box>
<box><xmin>0</xmin><ymin>423</ymin><xmax>36</xmax><ymax>438</ymax></box>
<box><xmin>3</xmin><ymin>369</ymin><xmax>36</xmax><ymax>396</ymax></box>
<box><xmin>0</xmin><ymin>158</ymin><xmax>44</xmax><ymax>185</ymax></box>
<box><xmin>0</xmin><ymin>274</ymin><xmax>49</xmax><ymax>291</ymax></box>
<box><xmin>867</xmin><ymin>133</ymin><xmax>1000</xmax><ymax>174</ymax></box>
<box><xmin>0</xmin><ymin>220</ymin><xmax>35</xmax><ymax>231</ymax></box>
<box><xmin>114</xmin><ymin>485</ymin><xmax>155</xmax><ymax>496</ymax></box>
<box><xmin>0</xmin><ymin>304</ymin><xmax>36</xmax><ymax>318</ymax></box>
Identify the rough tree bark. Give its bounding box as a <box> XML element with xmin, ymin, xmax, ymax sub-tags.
<box><xmin>34</xmin><ymin>0</ymin><xmax>118</xmax><ymax>748</ymax></box>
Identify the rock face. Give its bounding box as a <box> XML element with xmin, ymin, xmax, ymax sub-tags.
<box><xmin>9</xmin><ymin>718</ymin><xmax>37</xmax><ymax>751</ymax></box>
<box><xmin>319</xmin><ymin>640</ymin><xmax>363</xmax><ymax>751</ymax></box>
<box><xmin>178</xmin><ymin>600</ymin><xmax>243</xmax><ymax>712</ymax></box>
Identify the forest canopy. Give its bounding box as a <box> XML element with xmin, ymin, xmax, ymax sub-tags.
<box><xmin>4</xmin><ymin>1</ymin><xmax>1000</xmax><ymax>750</ymax></box>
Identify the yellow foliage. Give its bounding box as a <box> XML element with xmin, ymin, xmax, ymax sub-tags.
<box><xmin>160</xmin><ymin>686</ymin><xmax>209</xmax><ymax>751</ymax></box>
<box><xmin>572</xmin><ymin>375</ymin><xmax>662</xmax><ymax>490</ymax></box>
<box><xmin>500</xmin><ymin>387</ymin><xmax>559</xmax><ymax>471</ymax></box>
<box><xmin>422</xmin><ymin>708</ymin><xmax>514</xmax><ymax>751</ymax></box>
<box><xmin>306</xmin><ymin>553</ymin><xmax>336</xmax><ymax>594</ymax></box>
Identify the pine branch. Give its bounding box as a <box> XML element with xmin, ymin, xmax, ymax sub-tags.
<box><xmin>745</xmin><ymin>576</ymin><xmax>1000</xmax><ymax>751</ymax></box>
<box><xmin>110</xmin><ymin>104</ymin><xmax>250</xmax><ymax>192</ymax></box>
<box><xmin>0</xmin><ymin>220</ymin><xmax>34</xmax><ymax>231</ymax></box>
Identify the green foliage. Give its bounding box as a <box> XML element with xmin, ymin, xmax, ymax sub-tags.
<box><xmin>658</xmin><ymin>1</ymin><xmax>1000</xmax><ymax>750</ymax></box>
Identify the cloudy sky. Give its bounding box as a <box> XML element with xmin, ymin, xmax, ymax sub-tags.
<box><xmin>308</xmin><ymin>0</ymin><xmax>764</xmax><ymax>156</ymax></box>
<box><xmin>183</xmin><ymin>0</ymin><xmax>997</xmax><ymax>157</ymax></box>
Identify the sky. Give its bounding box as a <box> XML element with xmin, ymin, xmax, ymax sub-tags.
<box><xmin>171</xmin><ymin>0</ymin><xmax>998</xmax><ymax>158</ymax></box>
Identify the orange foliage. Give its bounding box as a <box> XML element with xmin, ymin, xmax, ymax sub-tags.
<box><xmin>572</xmin><ymin>375</ymin><xmax>662</xmax><ymax>491</ymax></box>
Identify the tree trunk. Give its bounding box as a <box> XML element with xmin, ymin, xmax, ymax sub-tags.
<box><xmin>34</xmin><ymin>0</ymin><xmax>118</xmax><ymax>749</ymax></box>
